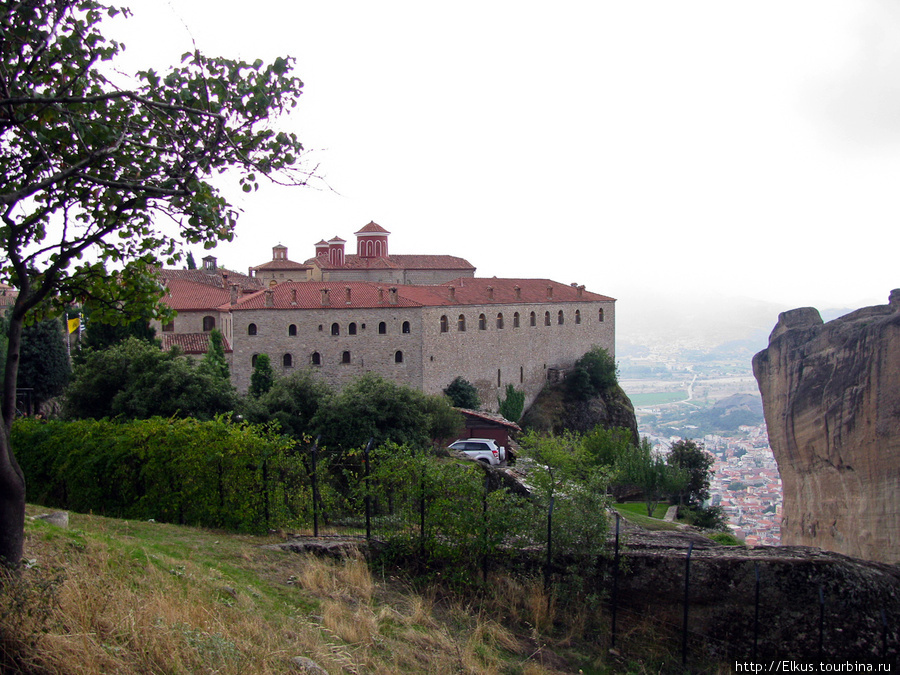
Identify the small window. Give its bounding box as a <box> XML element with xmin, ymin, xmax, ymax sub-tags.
<box><xmin>162</xmin><ymin>321</ymin><xmax>175</xmax><ymax>333</ymax></box>
<box><xmin>248</xmin><ymin>323</ymin><xmax>258</xmax><ymax>336</ymax></box>
<box><xmin>378</xmin><ymin>321</ymin><xmax>387</xmax><ymax>335</ymax></box>
<box><xmin>458</xmin><ymin>314</ymin><xmax>466</xmax><ymax>332</ymax></box>
<box><xmin>283</xmin><ymin>353</ymin><xmax>293</xmax><ymax>368</ymax></box>
<box><xmin>520</xmin><ymin>366</ymin><xmax>524</xmax><ymax>383</ymax></box>
<box><xmin>202</xmin><ymin>315</ymin><xmax>215</xmax><ymax>332</ymax></box>
<box><xmin>599</xmin><ymin>308</ymin><xmax>605</xmax><ymax>322</ymax></box>
<box><xmin>341</xmin><ymin>351</ymin><xmax>351</xmax><ymax>364</ymax></box>
<box><xmin>575</xmin><ymin>310</ymin><xmax>581</xmax><ymax>325</ymax></box>
<box><xmin>530</xmin><ymin>311</ymin><xmax>536</xmax><ymax>327</ymax></box>
<box><xmin>558</xmin><ymin>310</ymin><xmax>564</xmax><ymax>325</ymax></box>
<box><xmin>251</xmin><ymin>354</ymin><xmax>259</xmax><ymax>368</ymax></box>
<box><xmin>311</xmin><ymin>352</ymin><xmax>321</xmax><ymax>366</ymax></box>
<box><xmin>349</xmin><ymin>322</ymin><xmax>358</xmax><ymax>335</ymax></box>
<box><xmin>402</xmin><ymin>321</ymin><xmax>411</xmax><ymax>334</ymax></box>
<box><xmin>497</xmin><ymin>369</ymin><xmax>501</xmax><ymax>387</ymax></box>
<box><xmin>395</xmin><ymin>350</ymin><xmax>404</xmax><ymax>363</ymax></box>
<box><xmin>478</xmin><ymin>313</ymin><xmax>487</xmax><ymax>330</ymax></box>
<box><xmin>513</xmin><ymin>312</ymin><xmax>520</xmax><ymax>328</ymax></box>
<box><xmin>496</xmin><ymin>313</ymin><xmax>504</xmax><ymax>329</ymax></box>
<box><xmin>440</xmin><ymin>315</ymin><xmax>448</xmax><ymax>333</ymax></box>
<box><xmin>544</xmin><ymin>311</ymin><xmax>551</xmax><ymax>326</ymax></box>
<box><xmin>331</xmin><ymin>323</ymin><xmax>340</xmax><ymax>336</ymax></box>
<box><xmin>288</xmin><ymin>324</ymin><xmax>297</xmax><ymax>336</ymax></box>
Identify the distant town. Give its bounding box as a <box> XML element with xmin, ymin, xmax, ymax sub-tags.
<box><xmin>619</xmin><ymin>335</ymin><xmax>783</xmax><ymax>545</ymax></box>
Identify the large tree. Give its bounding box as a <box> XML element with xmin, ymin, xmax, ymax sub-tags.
<box><xmin>0</xmin><ymin>0</ymin><xmax>311</xmax><ymax>566</ymax></box>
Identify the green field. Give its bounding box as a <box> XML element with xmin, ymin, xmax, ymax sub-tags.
<box><xmin>628</xmin><ymin>391</ymin><xmax>689</xmax><ymax>407</ymax></box>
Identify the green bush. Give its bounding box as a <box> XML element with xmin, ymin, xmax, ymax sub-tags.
<box><xmin>12</xmin><ymin>416</ymin><xmax>304</xmax><ymax>532</ymax></box>
<box><xmin>708</xmin><ymin>532</ymin><xmax>743</xmax><ymax>546</ymax></box>
<box><xmin>566</xmin><ymin>346</ymin><xmax>618</xmax><ymax>400</ymax></box>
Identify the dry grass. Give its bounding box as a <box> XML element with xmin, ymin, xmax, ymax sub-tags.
<box><xmin>0</xmin><ymin>506</ymin><xmax>721</xmax><ymax>674</ymax></box>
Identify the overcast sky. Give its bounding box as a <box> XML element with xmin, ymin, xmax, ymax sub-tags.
<box><xmin>110</xmin><ymin>0</ymin><xmax>900</xmax><ymax>318</ymax></box>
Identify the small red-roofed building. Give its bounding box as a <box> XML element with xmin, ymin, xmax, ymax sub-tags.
<box><xmin>249</xmin><ymin>244</ymin><xmax>312</xmax><ymax>285</ymax></box>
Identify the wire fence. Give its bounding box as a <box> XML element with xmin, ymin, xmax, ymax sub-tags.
<box><xmin>277</xmin><ymin>441</ymin><xmax>898</xmax><ymax>666</ymax></box>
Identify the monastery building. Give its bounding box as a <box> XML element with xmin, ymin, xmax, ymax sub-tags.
<box><xmin>156</xmin><ymin>223</ymin><xmax>616</xmax><ymax>411</ymax></box>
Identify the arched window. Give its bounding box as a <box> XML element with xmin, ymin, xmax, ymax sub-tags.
<box><xmin>251</xmin><ymin>354</ymin><xmax>259</xmax><ymax>368</ymax></box>
<box><xmin>458</xmin><ymin>314</ymin><xmax>466</xmax><ymax>332</ymax></box>
<box><xmin>529</xmin><ymin>311</ymin><xmax>536</xmax><ymax>327</ymax></box>
<box><xmin>395</xmin><ymin>350</ymin><xmax>404</xmax><ymax>363</ymax></box>
<box><xmin>513</xmin><ymin>312</ymin><xmax>520</xmax><ymax>328</ymax></box>
<box><xmin>558</xmin><ymin>310</ymin><xmax>564</xmax><ymax>325</ymax></box>
<box><xmin>283</xmin><ymin>353</ymin><xmax>293</xmax><ymax>368</ymax></box>
<box><xmin>478</xmin><ymin>313</ymin><xmax>487</xmax><ymax>330</ymax></box>
<box><xmin>496</xmin><ymin>313</ymin><xmax>504</xmax><ymax>329</ymax></box>
<box><xmin>599</xmin><ymin>308</ymin><xmax>605</xmax><ymax>322</ymax></box>
<box><xmin>349</xmin><ymin>322</ymin><xmax>357</xmax><ymax>335</ymax></box>
<box><xmin>311</xmin><ymin>352</ymin><xmax>321</xmax><ymax>366</ymax></box>
<box><xmin>544</xmin><ymin>311</ymin><xmax>551</xmax><ymax>326</ymax></box>
<box><xmin>202</xmin><ymin>315</ymin><xmax>215</xmax><ymax>332</ymax></box>
<box><xmin>402</xmin><ymin>321</ymin><xmax>411</xmax><ymax>334</ymax></box>
<box><xmin>248</xmin><ymin>323</ymin><xmax>258</xmax><ymax>336</ymax></box>
<box><xmin>288</xmin><ymin>324</ymin><xmax>297</xmax><ymax>336</ymax></box>
<box><xmin>575</xmin><ymin>310</ymin><xmax>581</xmax><ymax>325</ymax></box>
<box><xmin>331</xmin><ymin>323</ymin><xmax>340</xmax><ymax>336</ymax></box>
<box><xmin>440</xmin><ymin>315</ymin><xmax>449</xmax><ymax>333</ymax></box>
<box><xmin>341</xmin><ymin>351</ymin><xmax>351</xmax><ymax>364</ymax></box>
<box><xmin>378</xmin><ymin>321</ymin><xmax>387</xmax><ymax>335</ymax></box>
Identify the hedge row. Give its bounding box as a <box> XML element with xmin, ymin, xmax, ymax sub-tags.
<box><xmin>12</xmin><ymin>416</ymin><xmax>308</xmax><ymax>532</ymax></box>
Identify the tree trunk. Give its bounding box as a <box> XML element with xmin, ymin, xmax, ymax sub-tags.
<box><xmin>0</xmin><ymin>432</ymin><xmax>25</xmax><ymax>567</ymax></box>
<box><xmin>0</xmin><ymin>308</ymin><xmax>26</xmax><ymax>568</ymax></box>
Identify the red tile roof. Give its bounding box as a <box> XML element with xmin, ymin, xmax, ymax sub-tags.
<box><xmin>217</xmin><ymin>278</ymin><xmax>614</xmax><ymax>311</ymax></box>
<box><xmin>306</xmin><ymin>253</ymin><xmax>475</xmax><ymax>272</ymax></box>
<box><xmin>161</xmin><ymin>268</ymin><xmax>262</xmax><ymax>293</ymax></box>
<box><xmin>355</xmin><ymin>221</ymin><xmax>390</xmax><ymax>235</ymax></box>
<box><xmin>456</xmin><ymin>408</ymin><xmax>523</xmax><ymax>432</ymax></box>
<box><xmin>162</xmin><ymin>278</ymin><xmax>232</xmax><ymax>311</ymax></box>
<box><xmin>160</xmin><ymin>332</ymin><xmax>232</xmax><ymax>354</ymax></box>
<box><xmin>250</xmin><ymin>259</ymin><xmax>311</xmax><ymax>272</ymax></box>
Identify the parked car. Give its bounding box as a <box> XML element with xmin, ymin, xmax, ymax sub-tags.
<box><xmin>447</xmin><ymin>438</ymin><xmax>505</xmax><ymax>465</ymax></box>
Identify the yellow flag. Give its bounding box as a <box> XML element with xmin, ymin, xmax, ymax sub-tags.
<box><xmin>67</xmin><ymin>317</ymin><xmax>80</xmax><ymax>334</ymax></box>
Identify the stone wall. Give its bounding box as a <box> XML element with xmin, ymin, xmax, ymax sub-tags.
<box><xmin>228</xmin><ymin>298</ymin><xmax>615</xmax><ymax>410</ymax></box>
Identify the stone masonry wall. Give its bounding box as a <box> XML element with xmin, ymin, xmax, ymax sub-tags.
<box><xmin>228</xmin><ymin>298</ymin><xmax>614</xmax><ymax>409</ymax></box>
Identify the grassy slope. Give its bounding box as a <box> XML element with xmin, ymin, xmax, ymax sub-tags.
<box><xmin>0</xmin><ymin>505</ymin><xmax>706</xmax><ymax>674</ymax></box>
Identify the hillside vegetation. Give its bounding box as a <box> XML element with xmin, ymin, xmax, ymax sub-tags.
<box><xmin>1</xmin><ymin>506</ymin><xmax>716</xmax><ymax>675</ymax></box>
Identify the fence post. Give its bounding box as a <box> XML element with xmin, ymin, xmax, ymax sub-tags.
<box><xmin>364</xmin><ymin>438</ymin><xmax>373</xmax><ymax>542</ymax></box>
<box><xmin>262</xmin><ymin>454</ymin><xmax>270</xmax><ymax>530</ymax></box>
<box><xmin>818</xmin><ymin>585</ymin><xmax>825</xmax><ymax>660</ymax></box>
<box><xmin>311</xmin><ymin>436</ymin><xmax>320</xmax><ymax>538</ymax></box>
<box><xmin>419</xmin><ymin>454</ymin><xmax>426</xmax><ymax>560</ymax></box>
<box><xmin>753</xmin><ymin>562</ymin><xmax>760</xmax><ymax>661</ymax></box>
<box><xmin>682</xmin><ymin>541</ymin><xmax>693</xmax><ymax>667</ymax></box>
<box><xmin>482</xmin><ymin>473</ymin><xmax>489</xmax><ymax>584</ymax></box>
<box><xmin>611</xmin><ymin>511</ymin><xmax>620</xmax><ymax>648</ymax></box>
<box><xmin>544</xmin><ymin>495</ymin><xmax>555</xmax><ymax>611</ymax></box>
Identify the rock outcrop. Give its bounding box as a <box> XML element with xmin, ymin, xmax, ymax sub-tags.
<box><xmin>752</xmin><ymin>290</ymin><xmax>900</xmax><ymax>563</ymax></box>
<box><xmin>520</xmin><ymin>383</ymin><xmax>639</xmax><ymax>442</ymax></box>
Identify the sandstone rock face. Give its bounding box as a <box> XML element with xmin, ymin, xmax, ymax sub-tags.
<box><xmin>753</xmin><ymin>290</ymin><xmax>900</xmax><ymax>563</ymax></box>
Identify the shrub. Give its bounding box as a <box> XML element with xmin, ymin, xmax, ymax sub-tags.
<box><xmin>443</xmin><ymin>376</ymin><xmax>480</xmax><ymax>409</ymax></box>
<box><xmin>566</xmin><ymin>346</ymin><xmax>618</xmax><ymax>400</ymax></box>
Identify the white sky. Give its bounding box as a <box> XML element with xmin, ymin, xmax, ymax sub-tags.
<box><xmin>109</xmin><ymin>0</ymin><xmax>900</xmax><ymax>316</ymax></box>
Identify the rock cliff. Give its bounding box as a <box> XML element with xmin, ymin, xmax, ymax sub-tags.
<box><xmin>752</xmin><ymin>290</ymin><xmax>900</xmax><ymax>563</ymax></box>
<box><xmin>520</xmin><ymin>382</ymin><xmax>639</xmax><ymax>442</ymax></box>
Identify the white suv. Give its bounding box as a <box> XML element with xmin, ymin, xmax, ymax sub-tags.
<box><xmin>448</xmin><ymin>438</ymin><xmax>505</xmax><ymax>466</ymax></box>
